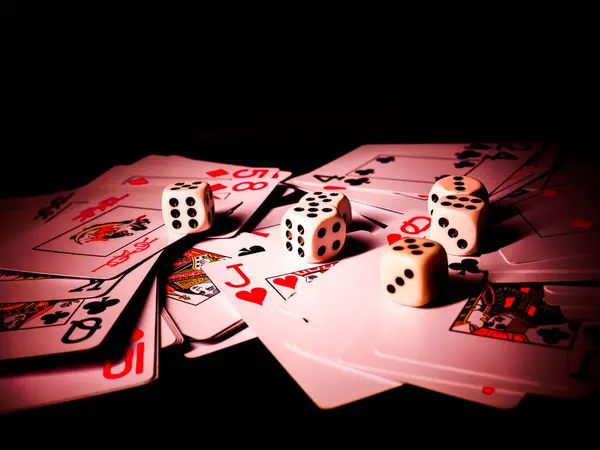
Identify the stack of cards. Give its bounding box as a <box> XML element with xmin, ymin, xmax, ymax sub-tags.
<box><xmin>2</xmin><ymin>142</ymin><xmax>599</xmax><ymax>415</ymax></box>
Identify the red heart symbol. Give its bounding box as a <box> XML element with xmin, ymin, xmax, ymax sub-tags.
<box><xmin>418</xmin><ymin>194</ymin><xmax>428</xmax><ymax>199</ymax></box>
<box><xmin>482</xmin><ymin>386</ymin><xmax>495</xmax><ymax>395</ymax></box>
<box><xmin>273</xmin><ymin>275</ymin><xmax>298</xmax><ymax>289</ymax></box>
<box><xmin>323</xmin><ymin>185</ymin><xmax>346</xmax><ymax>190</ymax></box>
<box><xmin>386</xmin><ymin>233</ymin><xmax>402</xmax><ymax>245</ymax></box>
<box><xmin>235</xmin><ymin>287</ymin><xmax>267</xmax><ymax>305</ymax></box>
<box><xmin>129</xmin><ymin>177</ymin><xmax>149</xmax><ymax>185</ymax></box>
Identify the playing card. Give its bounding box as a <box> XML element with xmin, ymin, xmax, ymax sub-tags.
<box><xmin>335</xmin><ymin>188</ymin><xmax>428</xmax><ymax>214</ymax></box>
<box><xmin>286</xmin><ymin>142</ymin><xmax>542</xmax><ymax>199</ymax></box>
<box><xmin>184</xmin><ymin>324</ymin><xmax>257</xmax><ymax>359</ymax></box>
<box><xmin>0</xmin><ymin>187</ymin><xmax>181</xmax><ymax>279</ymax></box>
<box><xmin>0</xmin><ymin>254</ymin><xmax>159</xmax><ymax>361</ymax></box>
<box><xmin>496</xmin><ymin>183</ymin><xmax>600</xmax><ymax>264</ymax></box>
<box><xmin>160</xmin><ymin>308</ymin><xmax>184</xmax><ymax>349</ymax></box>
<box><xmin>0</xmin><ymin>271</ymin><xmax>129</xmax><ymax>303</ymax></box>
<box><xmin>0</xmin><ymin>274</ymin><xmax>159</xmax><ymax>414</ymax></box>
<box><xmin>164</xmin><ymin>232</ymin><xmax>279</xmax><ymax>340</ymax></box>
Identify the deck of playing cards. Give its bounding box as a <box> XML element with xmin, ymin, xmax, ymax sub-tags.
<box><xmin>2</xmin><ymin>142</ymin><xmax>599</xmax><ymax>415</ymax></box>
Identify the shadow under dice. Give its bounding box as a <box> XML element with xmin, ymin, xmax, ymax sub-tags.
<box><xmin>429</xmin><ymin>194</ymin><xmax>487</xmax><ymax>256</ymax></box>
<box><xmin>428</xmin><ymin>175</ymin><xmax>488</xmax><ymax>216</ymax></box>
<box><xmin>162</xmin><ymin>181</ymin><xmax>215</xmax><ymax>234</ymax></box>
<box><xmin>380</xmin><ymin>237</ymin><xmax>448</xmax><ymax>307</ymax></box>
<box><xmin>281</xmin><ymin>204</ymin><xmax>347</xmax><ymax>263</ymax></box>
<box><xmin>299</xmin><ymin>190</ymin><xmax>352</xmax><ymax>227</ymax></box>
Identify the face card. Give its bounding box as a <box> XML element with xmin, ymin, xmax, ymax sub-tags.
<box><xmin>0</xmin><ymin>274</ymin><xmax>159</xmax><ymax>414</ymax></box>
<box><xmin>286</xmin><ymin>142</ymin><xmax>541</xmax><ymax>198</ymax></box>
<box><xmin>0</xmin><ymin>254</ymin><xmax>159</xmax><ymax>361</ymax></box>
<box><xmin>0</xmin><ymin>187</ymin><xmax>181</xmax><ymax>279</ymax></box>
<box><xmin>497</xmin><ymin>183</ymin><xmax>600</xmax><ymax>264</ymax></box>
<box><xmin>164</xmin><ymin>232</ymin><xmax>279</xmax><ymax>340</ymax></box>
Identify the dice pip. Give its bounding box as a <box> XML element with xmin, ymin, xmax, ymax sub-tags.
<box><xmin>428</xmin><ymin>175</ymin><xmax>488</xmax><ymax>216</ymax></box>
<box><xmin>162</xmin><ymin>181</ymin><xmax>215</xmax><ymax>234</ymax></box>
<box><xmin>299</xmin><ymin>190</ymin><xmax>352</xmax><ymax>227</ymax></box>
<box><xmin>280</xmin><ymin>203</ymin><xmax>347</xmax><ymax>263</ymax></box>
<box><xmin>429</xmin><ymin>194</ymin><xmax>487</xmax><ymax>256</ymax></box>
<box><xmin>380</xmin><ymin>237</ymin><xmax>448</xmax><ymax>308</ymax></box>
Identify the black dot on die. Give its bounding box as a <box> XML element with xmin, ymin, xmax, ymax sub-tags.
<box><xmin>209</xmin><ymin>190</ymin><xmax>213</xmax><ymax>199</ymax></box>
<box><xmin>286</xmin><ymin>230</ymin><xmax>292</xmax><ymax>240</ymax></box>
<box><xmin>387</xmin><ymin>285</ymin><xmax>396</xmax><ymax>294</ymax></box>
<box><xmin>308</xmin><ymin>208</ymin><xmax>318</xmax><ymax>212</ymax></box>
<box><xmin>306</xmin><ymin>197</ymin><xmax>315</xmax><ymax>201</ymax></box>
<box><xmin>286</xmin><ymin>242</ymin><xmax>293</xmax><ymax>251</ymax></box>
<box><xmin>333</xmin><ymin>222</ymin><xmax>341</xmax><ymax>232</ymax></box>
<box><xmin>454</xmin><ymin>181</ymin><xmax>465</xmax><ymax>186</ymax></box>
<box><xmin>285</xmin><ymin>219</ymin><xmax>292</xmax><ymax>229</ymax></box>
<box><xmin>188</xmin><ymin>208</ymin><xmax>197</xmax><ymax>217</ymax></box>
<box><xmin>181</xmin><ymin>185</ymin><xmax>191</xmax><ymax>188</ymax></box>
<box><xmin>466</xmin><ymin>205</ymin><xmax>477</xmax><ymax>210</ymax></box>
<box><xmin>175</xmin><ymin>183</ymin><xmax>185</xmax><ymax>186</ymax></box>
<box><xmin>294</xmin><ymin>207</ymin><xmax>305</xmax><ymax>212</ymax></box>
<box><xmin>453</xmin><ymin>176</ymin><xmax>463</xmax><ymax>181</ymax></box>
<box><xmin>322</xmin><ymin>208</ymin><xmax>333</xmax><ymax>212</ymax></box>
<box><xmin>298</xmin><ymin>236</ymin><xmax>305</xmax><ymax>246</ymax></box>
<box><xmin>457</xmin><ymin>239</ymin><xmax>468</xmax><ymax>249</ymax></box>
<box><xmin>471</xmin><ymin>198</ymin><xmax>482</xmax><ymax>203</ymax></box>
<box><xmin>448</xmin><ymin>228</ymin><xmax>458</xmax><ymax>238</ymax></box>
<box><xmin>186</xmin><ymin>197</ymin><xmax>195</xmax><ymax>206</ymax></box>
<box><xmin>205</xmin><ymin>194</ymin><xmax>209</xmax><ymax>204</ymax></box>
<box><xmin>318</xmin><ymin>195</ymin><xmax>327</xmax><ymax>199</ymax></box>
<box><xmin>298</xmin><ymin>225</ymin><xmax>304</xmax><ymax>234</ymax></box>
<box><xmin>323</xmin><ymin>198</ymin><xmax>332</xmax><ymax>203</ymax></box>
<box><xmin>318</xmin><ymin>227</ymin><xmax>326</xmax><ymax>238</ymax></box>
<box><xmin>309</xmin><ymin>202</ymin><xmax>319</xmax><ymax>207</ymax></box>
<box><xmin>170</xmin><ymin>187</ymin><xmax>180</xmax><ymax>190</ymax></box>
<box><xmin>298</xmin><ymin>248</ymin><xmax>305</xmax><ymax>257</ymax></box>
<box><xmin>343</xmin><ymin>213</ymin><xmax>347</xmax><ymax>222</ymax></box>
<box><xmin>395</xmin><ymin>277</ymin><xmax>404</xmax><ymax>286</ymax></box>
<box><xmin>439</xmin><ymin>218</ymin><xmax>449</xmax><ymax>227</ymax></box>
<box><xmin>169</xmin><ymin>198</ymin><xmax>179</xmax><ymax>207</ymax></box>
<box><xmin>330</xmin><ymin>193</ymin><xmax>339</xmax><ymax>196</ymax></box>
<box><xmin>447</xmin><ymin>195</ymin><xmax>457</xmax><ymax>200</ymax></box>
<box><xmin>404</xmin><ymin>239</ymin><xmax>416</xmax><ymax>243</ymax></box>
<box><xmin>318</xmin><ymin>246</ymin><xmax>326</xmax><ymax>256</ymax></box>
<box><xmin>423</xmin><ymin>242</ymin><xmax>435</xmax><ymax>247</ymax></box>
<box><xmin>192</xmin><ymin>181</ymin><xmax>203</xmax><ymax>185</ymax></box>
<box><xmin>408</xmin><ymin>244</ymin><xmax>419</xmax><ymax>249</ymax></box>
<box><xmin>456</xmin><ymin>187</ymin><xmax>466</xmax><ymax>191</ymax></box>
<box><xmin>188</xmin><ymin>186</ymin><xmax>198</xmax><ymax>189</ymax></box>
<box><xmin>458</xmin><ymin>197</ymin><xmax>469</xmax><ymax>201</ymax></box>
<box><xmin>172</xmin><ymin>220</ymin><xmax>182</xmax><ymax>229</ymax></box>
<box><xmin>453</xmin><ymin>203</ymin><xmax>464</xmax><ymax>208</ymax></box>
<box><xmin>412</xmin><ymin>250</ymin><xmax>423</xmax><ymax>255</ymax></box>
<box><xmin>405</xmin><ymin>269</ymin><xmax>414</xmax><ymax>278</ymax></box>
<box><xmin>332</xmin><ymin>240</ymin><xmax>341</xmax><ymax>250</ymax></box>
<box><xmin>189</xmin><ymin>219</ymin><xmax>198</xmax><ymax>229</ymax></box>
<box><xmin>431</xmin><ymin>194</ymin><xmax>439</xmax><ymax>203</ymax></box>
<box><xmin>430</xmin><ymin>209</ymin><xmax>434</xmax><ymax>215</ymax></box>
<box><xmin>308</xmin><ymin>213</ymin><xmax>318</xmax><ymax>218</ymax></box>
<box><xmin>441</xmin><ymin>201</ymin><xmax>452</xmax><ymax>206</ymax></box>
<box><xmin>393</xmin><ymin>246</ymin><xmax>404</xmax><ymax>251</ymax></box>
<box><xmin>171</xmin><ymin>209</ymin><xmax>180</xmax><ymax>218</ymax></box>
<box><xmin>314</xmin><ymin>192</ymin><xmax>323</xmax><ymax>195</ymax></box>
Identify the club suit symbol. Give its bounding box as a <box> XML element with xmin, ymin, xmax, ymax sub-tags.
<box><xmin>448</xmin><ymin>259</ymin><xmax>481</xmax><ymax>276</ymax></box>
<box><xmin>83</xmin><ymin>296</ymin><xmax>120</xmax><ymax>315</ymax></box>
<box><xmin>355</xmin><ymin>169</ymin><xmax>374</xmax><ymax>176</ymax></box>
<box><xmin>103</xmin><ymin>328</ymin><xmax>145</xmax><ymax>380</ymax></box>
<box><xmin>238</xmin><ymin>245</ymin><xmax>266</xmax><ymax>257</ymax></box>
<box><xmin>41</xmin><ymin>311</ymin><xmax>69</xmax><ymax>325</ymax></box>
<box><xmin>376</xmin><ymin>156</ymin><xmax>395</xmax><ymax>164</ymax></box>
<box><xmin>343</xmin><ymin>177</ymin><xmax>371</xmax><ymax>186</ymax></box>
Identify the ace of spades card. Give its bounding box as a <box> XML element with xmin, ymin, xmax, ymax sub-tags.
<box><xmin>0</xmin><ymin>254</ymin><xmax>159</xmax><ymax>362</ymax></box>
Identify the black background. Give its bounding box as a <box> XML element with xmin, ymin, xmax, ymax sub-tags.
<box><xmin>2</xmin><ymin>55</ymin><xmax>599</xmax><ymax>436</ymax></box>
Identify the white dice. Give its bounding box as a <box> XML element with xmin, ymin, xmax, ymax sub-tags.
<box><xmin>280</xmin><ymin>203</ymin><xmax>347</xmax><ymax>263</ymax></box>
<box><xmin>428</xmin><ymin>175</ymin><xmax>488</xmax><ymax>216</ymax></box>
<box><xmin>429</xmin><ymin>194</ymin><xmax>487</xmax><ymax>255</ymax></box>
<box><xmin>162</xmin><ymin>181</ymin><xmax>215</xmax><ymax>234</ymax></box>
<box><xmin>299</xmin><ymin>190</ymin><xmax>352</xmax><ymax>226</ymax></box>
<box><xmin>380</xmin><ymin>237</ymin><xmax>448</xmax><ymax>308</ymax></box>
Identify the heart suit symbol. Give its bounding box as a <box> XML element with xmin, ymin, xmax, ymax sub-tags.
<box><xmin>235</xmin><ymin>287</ymin><xmax>267</xmax><ymax>305</ymax></box>
<box><xmin>323</xmin><ymin>185</ymin><xmax>346</xmax><ymax>190</ymax></box>
<box><xmin>273</xmin><ymin>275</ymin><xmax>298</xmax><ymax>289</ymax></box>
<box><xmin>129</xmin><ymin>177</ymin><xmax>149</xmax><ymax>185</ymax></box>
<box><xmin>386</xmin><ymin>233</ymin><xmax>402</xmax><ymax>245</ymax></box>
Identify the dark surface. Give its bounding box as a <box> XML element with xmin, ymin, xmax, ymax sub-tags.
<box><xmin>2</xmin><ymin>110</ymin><xmax>599</xmax><ymax>435</ymax></box>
